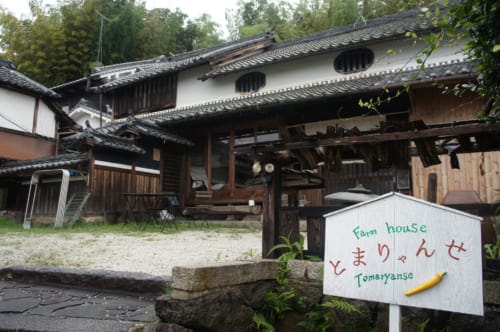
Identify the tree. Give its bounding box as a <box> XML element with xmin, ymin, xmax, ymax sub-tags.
<box><xmin>60</xmin><ymin>0</ymin><xmax>100</xmax><ymax>78</ymax></box>
<box><xmin>226</xmin><ymin>0</ymin><xmax>295</xmax><ymax>41</ymax></box>
<box><xmin>446</xmin><ymin>0</ymin><xmax>499</xmax><ymax>115</ymax></box>
<box><xmin>100</xmin><ymin>0</ymin><xmax>146</xmax><ymax>64</ymax></box>
<box><xmin>191</xmin><ymin>14</ymin><xmax>224</xmax><ymax>50</ymax></box>
<box><xmin>0</xmin><ymin>3</ymin><xmax>68</xmax><ymax>86</ymax></box>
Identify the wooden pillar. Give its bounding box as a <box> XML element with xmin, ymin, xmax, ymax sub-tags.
<box><xmin>262</xmin><ymin>162</ymin><xmax>280</xmax><ymax>258</ymax></box>
<box><xmin>427</xmin><ymin>173</ymin><xmax>437</xmax><ymax>203</ymax></box>
<box><xmin>281</xmin><ymin>190</ymin><xmax>300</xmax><ymax>246</ymax></box>
<box><xmin>306</xmin><ymin>216</ymin><xmax>325</xmax><ymax>259</ymax></box>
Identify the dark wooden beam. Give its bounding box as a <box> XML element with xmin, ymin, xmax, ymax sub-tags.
<box><xmin>233</xmin><ymin>121</ymin><xmax>500</xmax><ymax>155</ymax></box>
<box><xmin>443</xmin><ymin>203</ymin><xmax>500</xmax><ymax>217</ymax></box>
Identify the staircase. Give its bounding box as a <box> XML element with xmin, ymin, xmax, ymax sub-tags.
<box><xmin>64</xmin><ymin>192</ymin><xmax>91</xmax><ymax>227</ymax></box>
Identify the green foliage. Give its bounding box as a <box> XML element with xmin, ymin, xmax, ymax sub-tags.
<box><xmin>267</xmin><ymin>233</ymin><xmax>321</xmax><ymax>261</ymax></box>
<box><xmin>298</xmin><ymin>297</ymin><xmax>361</xmax><ymax>331</ymax></box>
<box><xmin>255</xmin><ymin>233</ymin><xmax>361</xmax><ymax>331</ymax></box>
<box><xmin>322</xmin><ymin>297</ymin><xmax>360</xmax><ymax>314</ymax></box>
<box><xmin>0</xmin><ymin>0</ymin><xmax>223</xmax><ymax>85</ymax></box>
<box><xmin>253</xmin><ymin>312</ymin><xmax>276</xmax><ymax>332</ymax></box>
<box><xmin>446</xmin><ymin>0</ymin><xmax>500</xmax><ymax>115</ymax></box>
<box><xmin>418</xmin><ymin>318</ymin><xmax>430</xmax><ymax>332</ymax></box>
<box><xmin>228</xmin><ymin>0</ymin><xmax>439</xmax><ymax>41</ymax></box>
<box><xmin>267</xmin><ymin>233</ymin><xmax>306</xmax><ymax>261</ymax></box>
<box><xmin>0</xmin><ymin>216</ymin><xmax>257</xmax><ymax>235</ymax></box>
<box><xmin>484</xmin><ymin>238</ymin><xmax>500</xmax><ymax>259</ymax></box>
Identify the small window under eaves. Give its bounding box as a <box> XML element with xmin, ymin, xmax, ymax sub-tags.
<box><xmin>334</xmin><ymin>48</ymin><xmax>374</xmax><ymax>74</ymax></box>
<box><xmin>235</xmin><ymin>72</ymin><xmax>266</xmax><ymax>93</ymax></box>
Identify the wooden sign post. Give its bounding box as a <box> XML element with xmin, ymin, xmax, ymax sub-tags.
<box><xmin>323</xmin><ymin>192</ymin><xmax>484</xmax><ymax>331</ymax></box>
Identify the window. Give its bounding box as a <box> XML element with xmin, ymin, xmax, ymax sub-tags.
<box><xmin>114</xmin><ymin>74</ymin><xmax>177</xmax><ymax>118</ymax></box>
<box><xmin>334</xmin><ymin>48</ymin><xmax>374</xmax><ymax>74</ymax></box>
<box><xmin>235</xmin><ymin>72</ymin><xmax>266</xmax><ymax>93</ymax></box>
<box><xmin>211</xmin><ymin>132</ymin><xmax>230</xmax><ymax>186</ymax></box>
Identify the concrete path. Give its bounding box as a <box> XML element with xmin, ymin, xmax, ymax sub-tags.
<box><xmin>0</xmin><ymin>266</ymin><xmax>170</xmax><ymax>332</ymax></box>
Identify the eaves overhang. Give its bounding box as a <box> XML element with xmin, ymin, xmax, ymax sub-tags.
<box><xmin>137</xmin><ymin>59</ymin><xmax>475</xmax><ymax>126</ymax></box>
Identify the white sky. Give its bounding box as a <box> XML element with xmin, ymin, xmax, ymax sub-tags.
<box><xmin>0</xmin><ymin>0</ymin><xmax>237</xmax><ymax>35</ymax></box>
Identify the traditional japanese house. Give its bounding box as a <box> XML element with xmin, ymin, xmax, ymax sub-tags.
<box><xmin>1</xmin><ymin>7</ymin><xmax>498</xmax><ymax>228</ymax></box>
<box><xmin>0</xmin><ymin>59</ymin><xmax>74</xmax><ymax>212</ymax></box>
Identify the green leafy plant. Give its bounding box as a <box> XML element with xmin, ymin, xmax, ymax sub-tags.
<box><xmin>253</xmin><ymin>312</ymin><xmax>275</xmax><ymax>332</ymax></box>
<box><xmin>255</xmin><ymin>234</ymin><xmax>363</xmax><ymax>331</ymax></box>
<box><xmin>267</xmin><ymin>233</ymin><xmax>321</xmax><ymax>262</ymax></box>
<box><xmin>298</xmin><ymin>297</ymin><xmax>361</xmax><ymax>332</ymax></box>
<box><xmin>484</xmin><ymin>238</ymin><xmax>500</xmax><ymax>259</ymax></box>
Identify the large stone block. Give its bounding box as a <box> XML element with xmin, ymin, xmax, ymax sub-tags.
<box><xmin>172</xmin><ymin>259</ymin><xmax>280</xmax><ymax>292</ymax></box>
<box><xmin>0</xmin><ymin>265</ymin><xmax>169</xmax><ymax>294</ymax></box>
<box><xmin>287</xmin><ymin>259</ymin><xmax>323</xmax><ymax>284</ymax></box>
<box><xmin>484</xmin><ymin>280</ymin><xmax>500</xmax><ymax>305</ymax></box>
<box><xmin>155</xmin><ymin>289</ymin><xmax>257</xmax><ymax>332</ymax></box>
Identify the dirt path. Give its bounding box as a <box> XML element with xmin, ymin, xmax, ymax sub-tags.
<box><xmin>0</xmin><ymin>229</ymin><xmax>262</xmax><ymax>276</ymax></box>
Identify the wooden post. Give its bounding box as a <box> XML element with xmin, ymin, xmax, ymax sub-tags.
<box><xmin>306</xmin><ymin>216</ymin><xmax>325</xmax><ymax>258</ymax></box>
<box><xmin>427</xmin><ymin>173</ymin><xmax>437</xmax><ymax>203</ymax></box>
<box><xmin>262</xmin><ymin>162</ymin><xmax>280</xmax><ymax>258</ymax></box>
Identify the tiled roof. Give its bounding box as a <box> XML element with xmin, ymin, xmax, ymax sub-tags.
<box><xmin>69</xmin><ymin>98</ymin><xmax>111</xmax><ymax>118</ymax></box>
<box><xmin>91</xmin><ymin>32</ymin><xmax>274</xmax><ymax>93</ymax></box>
<box><xmin>62</xmin><ymin>116</ymin><xmax>194</xmax><ymax>153</ymax></box>
<box><xmin>90</xmin><ymin>55</ymin><xmax>169</xmax><ymax>77</ymax></box>
<box><xmin>51</xmin><ymin>77</ymin><xmax>88</xmax><ymax>91</ymax></box>
<box><xmin>96</xmin><ymin>116</ymin><xmax>194</xmax><ymax>146</ymax></box>
<box><xmin>62</xmin><ymin>127</ymin><xmax>146</xmax><ymax>154</ymax></box>
<box><xmin>0</xmin><ymin>153</ymin><xmax>87</xmax><ymax>176</ymax></box>
<box><xmin>200</xmin><ymin>8</ymin><xmax>435</xmax><ymax>80</ymax></box>
<box><xmin>0</xmin><ymin>60</ymin><xmax>60</xmax><ymax>98</ymax></box>
<box><xmin>140</xmin><ymin>60</ymin><xmax>474</xmax><ymax>125</ymax></box>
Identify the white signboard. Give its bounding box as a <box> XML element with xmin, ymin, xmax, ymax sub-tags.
<box><xmin>323</xmin><ymin>192</ymin><xmax>483</xmax><ymax>316</ymax></box>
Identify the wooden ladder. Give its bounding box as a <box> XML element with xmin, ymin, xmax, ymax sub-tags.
<box><xmin>64</xmin><ymin>192</ymin><xmax>91</xmax><ymax>227</ymax></box>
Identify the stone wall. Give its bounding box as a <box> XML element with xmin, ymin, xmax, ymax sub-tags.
<box><xmin>149</xmin><ymin>260</ymin><xmax>500</xmax><ymax>332</ymax></box>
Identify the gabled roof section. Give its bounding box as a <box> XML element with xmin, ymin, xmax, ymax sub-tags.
<box><xmin>90</xmin><ymin>55</ymin><xmax>169</xmax><ymax>77</ymax></box>
<box><xmin>0</xmin><ymin>59</ymin><xmax>60</xmax><ymax>98</ymax></box>
<box><xmin>69</xmin><ymin>98</ymin><xmax>111</xmax><ymax>119</ymax></box>
<box><xmin>0</xmin><ymin>152</ymin><xmax>88</xmax><ymax>176</ymax></box>
<box><xmin>200</xmin><ymin>8</ymin><xmax>436</xmax><ymax>80</ymax></box>
<box><xmin>62</xmin><ymin>116</ymin><xmax>194</xmax><ymax>153</ymax></box>
<box><xmin>139</xmin><ymin>59</ymin><xmax>474</xmax><ymax>125</ymax></box>
<box><xmin>51</xmin><ymin>77</ymin><xmax>88</xmax><ymax>91</ymax></box>
<box><xmin>90</xmin><ymin>31</ymin><xmax>275</xmax><ymax>93</ymax></box>
<box><xmin>115</xmin><ymin>116</ymin><xmax>195</xmax><ymax>147</ymax></box>
<box><xmin>62</xmin><ymin>126</ymin><xmax>146</xmax><ymax>154</ymax></box>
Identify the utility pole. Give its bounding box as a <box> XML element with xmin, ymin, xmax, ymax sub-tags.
<box><xmin>96</xmin><ymin>10</ymin><xmax>111</xmax><ymax>65</ymax></box>
<box><xmin>96</xmin><ymin>10</ymin><xmax>111</xmax><ymax>128</ymax></box>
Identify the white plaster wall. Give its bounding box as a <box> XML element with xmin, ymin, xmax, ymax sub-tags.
<box><xmin>36</xmin><ymin>101</ymin><xmax>56</xmax><ymax>138</ymax></box>
<box><xmin>175</xmin><ymin>38</ymin><xmax>465</xmax><ymax>109</ymax></box>
<box><xmin>70</xmin><ymin>110</ymin><xmax>110</xmax><ymax>128</ymax></box>
<box><xmin>0</xmin><ymin>88</ymin><xmax>36</xmax><ymax>132</ymax></box>
<box><xmin>177</xmin><ymin>65</ymin><xmax>235</xmax><ymax>106</ymax></box>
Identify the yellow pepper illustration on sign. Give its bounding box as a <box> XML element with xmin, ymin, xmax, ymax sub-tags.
<box><xmin>405</xmin><ymin>272</ymin><xmax>447</xmax><ymax>296</ymax></box>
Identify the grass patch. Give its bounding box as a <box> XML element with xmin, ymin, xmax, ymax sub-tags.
<box><xmin>0</xmin><ymin>216</ymin><xmax>259</xmax><ymax>236</ymax></box>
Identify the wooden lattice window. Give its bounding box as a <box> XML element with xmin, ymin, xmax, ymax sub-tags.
<box><xmin>334</xmin><ymin>48</ymin><xmax>374</xmax><ymax>74</ymax></box>
<box><xmin>113</xmin><ymin>74</ymin><xmax>177</xmax><ymax>119</ymax></box>
<box><xmin>235</xmin><ymin>72</ymin><xmax>266</xmax><ymax>93</ymax></box>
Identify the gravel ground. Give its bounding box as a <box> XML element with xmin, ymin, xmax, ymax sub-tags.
<box><xmin>0</xmin><ymin>229</ymin><xmax>262</xmax><ymax>276</ymax></box>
